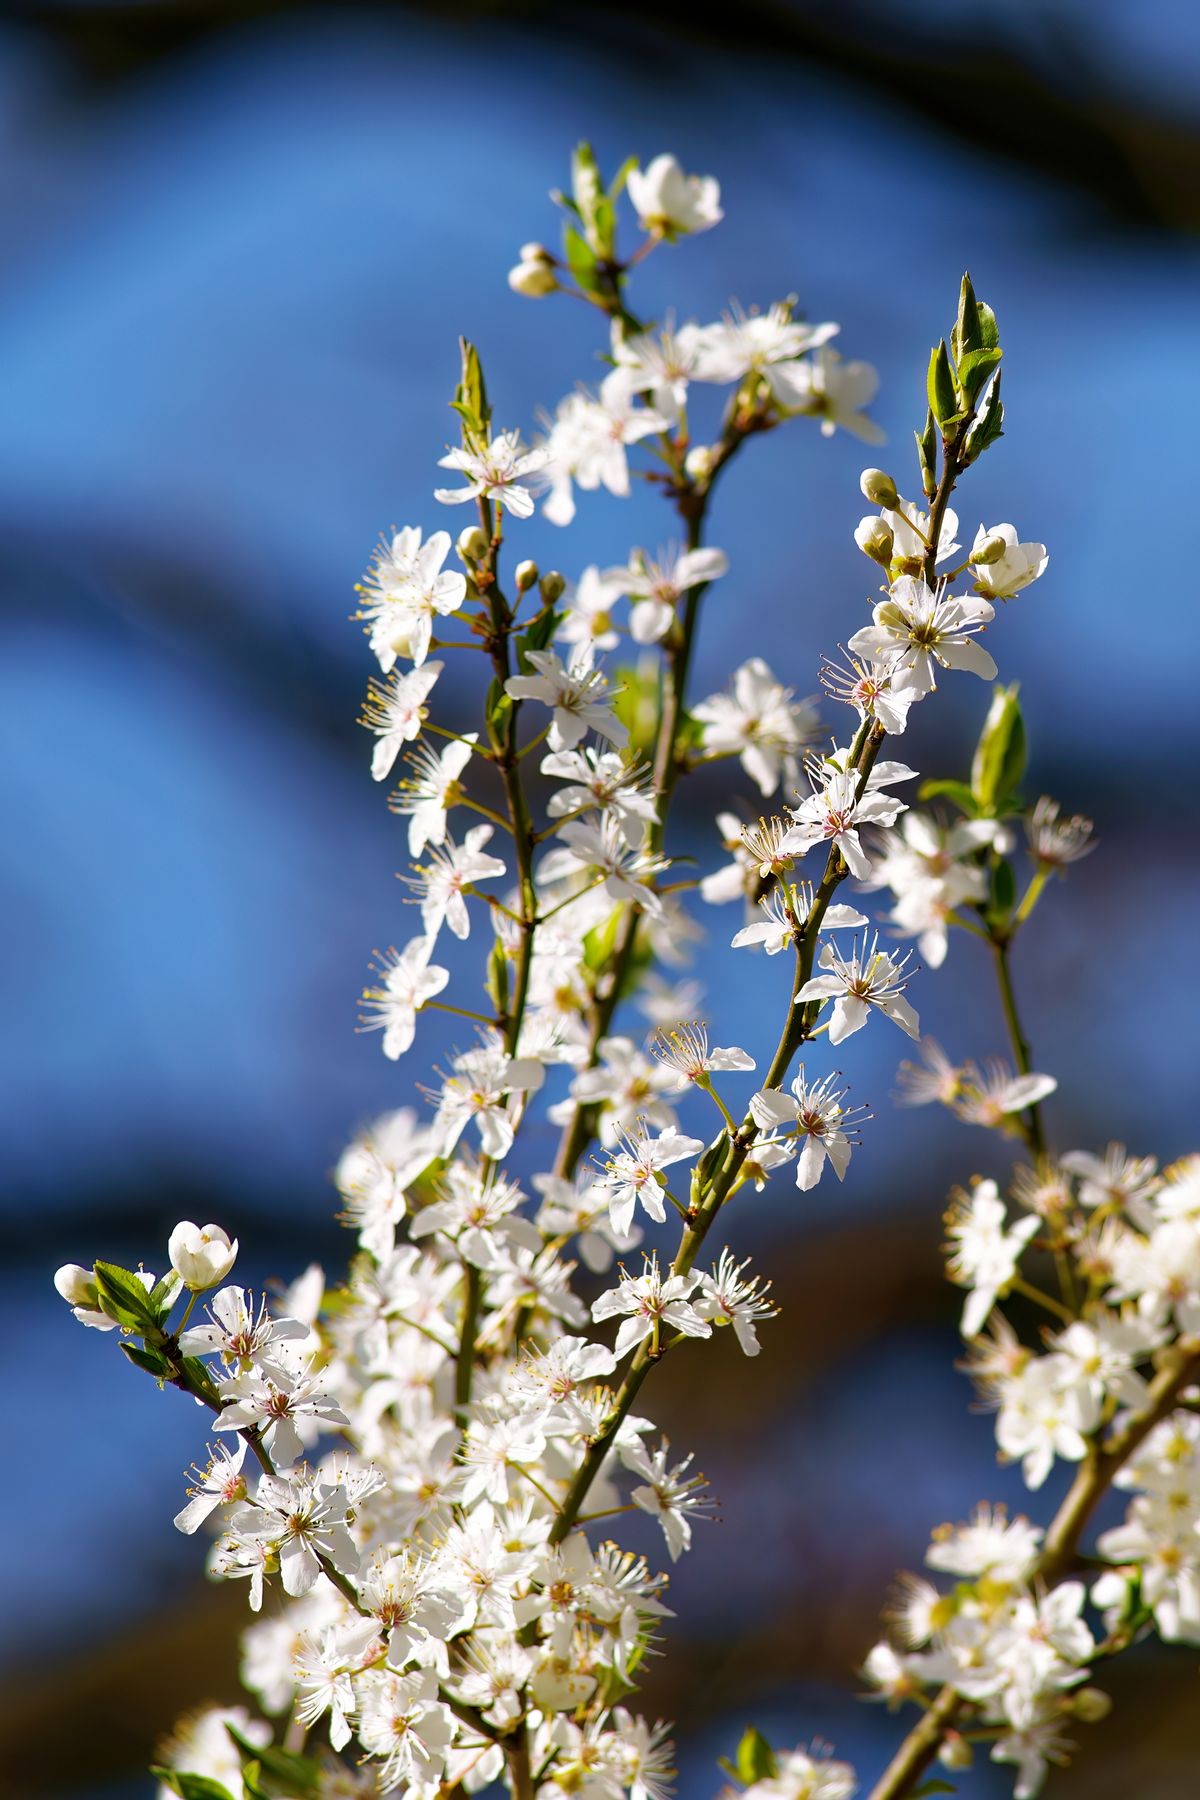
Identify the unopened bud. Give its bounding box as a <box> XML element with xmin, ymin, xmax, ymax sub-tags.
<box><xmin>854</xmin><ymin>516</ymin><xmax>895</xmax><ymax>566</ymax></box>
<box><xmin>937</xmin><ymin>1735</ymin><xmax>973</xmax><ymax>1772</ymax></box>
<box><xmin>970</xmin><ymin>533</ymin><xmax>1007</xmax><ymax>566</ymax></box>
<box><xmin>456</xmin><ymin>526</ymin><xmax>489</xmax><ymax>564</ymax></box>
<box><xmin>1072</xmin><ymin>1687</ymin><xmax>1112</xmax><ymax>1723</ymax></box>
<box><xmin>685</xmin><ymin>444</ymin><xmax>715</xmax><ymax>481</ymax></box>
<box><xmin>859</xmin><ymin>467</ymin><xmax>899</xmax><ymax>509</ymax></box>
<box><xmin>54</xmin><ymin>1263</ymin><xmax>99</xmax><ymax>1308</ymax></box>
<box><xmin>539</xmin><ymin>570</ymin><xmax>566</xmax><ymax>603</ymax></box>
<box><xmin>508</xmin><ymin>244</ymin><xmax>557</xmax><ymax>298</ymax></box>
<box><xmin>515</xmin><ymin>560</ymin><xmax>539</xmax><ymax>592</ymax></box>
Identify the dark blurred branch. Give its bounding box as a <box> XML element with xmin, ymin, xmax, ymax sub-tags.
<box><xmin>10</xmin><ymin>0</ymin><xmax>1200</xmax><ymax>230</ymax></box>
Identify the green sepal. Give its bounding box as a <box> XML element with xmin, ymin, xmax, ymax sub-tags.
<box><xmin>226</xmin><ymin>1725</ymin><xmax>320</xmax><ymax>1798</ymax></box>
<box><xmin>926</xmin><ymin>339</ymin><xmax>958</xmax><ymax>430</ymax></box>
<box><xmin>119</xmin><ymin>1340</ymin><xmax>173</xmax><ymax>1380</ymax></box>
<box><xmin>734</xmin><ymin>1726</ymin><xmax>778</xmax><ymax>1785</ymax></box>
<box><xmin>917</xmin><ymin>778</ymin><xmax>979</xmax><ymax>816</ymax></box>
<box><xmin>93</xmin><ymin>1261</ymin><xmax>158</xmax><ymax>1330</ymax></box>
<box><xmin>971</xmin><ymin>683</ymin><xmax>1026</xmax><ymax>815</ymax></box>
<box><xmin>150</xmin><ymin>1770</ymin><xmax>237</xmax><ymax>1800</ymax></box>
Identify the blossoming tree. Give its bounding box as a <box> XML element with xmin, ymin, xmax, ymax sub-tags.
<box><xmin>55</xmin><ymin>144</ymin><xmax>1200</xmax><ymax>1800</ymax></box>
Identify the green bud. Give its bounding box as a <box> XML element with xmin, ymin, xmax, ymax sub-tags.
<box><xmin>855</xmin><ymin>517</ymin><xmax>895</xmax><ymax>566</ymax></box>
<box><xmin>859</xmin><ymin>468</ymin><xmax>899</xmax><ymax>509</ymax></box>
<box><xmin>971</xmin><ymin>682</ymin><xmax>1026</xmax><ymax>814</ymax></box>
<box><xmin>955</xmin><ymin>272</ymin><xmax>984</xmax><ymax>358</ymax></box>
<box><xmin>1072</xmin><ymin>1688</ymin><xmax>1113</xmax><ymax>1723</ymax></box>
<box><xmin>514</xmin><ymin>560</ymin><xmax>539</xmax><ymax>592</ymax></box>
<box><xmin>938</xmin><ymin>1734</ymin><xmax>974</xmax><ymax>1772</ymax></box>
<box><xmin>539</xmin><ymin>570</ymin><xmax>566</xmax><ymax>603</ymax></box>
<box><xmin>456</xmin><ymin>526</ymin><xmax>488</xmax><ymax>564</ymax></box>
<box><xmin>915</xmin><ymin>409</ymin><xmax>938</xmax><ymax>500</ymax></box>
<box><xmin>969</xmin><ymin>533</ymin><xmax>1007</xmax><ymax>566</ymax></box>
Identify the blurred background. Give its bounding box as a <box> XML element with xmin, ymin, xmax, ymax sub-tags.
<box><xmin>3</xmin><ymin>1</ymin><xmax>1199</xmax><ymax>1795</ymax></box>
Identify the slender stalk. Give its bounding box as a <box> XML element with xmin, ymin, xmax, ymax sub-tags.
<box><xmin>455</xmin><ymin>1263</ymin><xmax>484</xmax><ymax>1426</ymax></box>
<box><xmin>991</xmin><ymin>936</ymin><xmax>1046</xmax><ymax>1157</ymax></box>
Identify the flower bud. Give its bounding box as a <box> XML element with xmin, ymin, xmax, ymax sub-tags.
<box><xmin>514</xmin><ymin>560</ymin><xmax>539</xmax><ymax>592</ymax></box>
<box><xmin>507</xmin><ymin>244</ymin><xmax>557</xmax><ymax>298</ymax></box>
<box><xmin>937</xmin><ymin>1735</ymin><xmax>973</xmax><ymax>1772</ymax></box>
<box><xmin>168</xmin><ymin>1221</ymin><xmax>238</xmax><ymax>1292</ymax></box>
<box><xmin>970</xmin><ymin>532</ymin><xmax>1008</xmax><ymax>566</ymax></box>
<box><xmin>539</xmin><ymin>571</ymin><xmax>566</xmax><ymax>603</ymax></box>
<box><xmin>1072</xmin><ymin>1687</ymin><xmax>1112</xmax><ymax>1723</ymax></box>
<box><xmin>685</xmin><ymin>445</ymin><xmax>714</xmax><ymax>481</ymax></box>
<box><xmin>854</xmin><ymin>516</ymin><xmax>895</xmax><ymax>566</ymax></box>
<box><xmin>54</xmin><ymin>1263</ymin><xmax>98</xmax><ymax>1308</ymax></box>
<box><xmin>859</xmin><ymin>468</ymin><xmax>899</xmax><ymax>509</ymax></box>
<box><xmin>456</xmin><ymin>526</ymin><xmax>489</xmax><ymax>564</ymax></box>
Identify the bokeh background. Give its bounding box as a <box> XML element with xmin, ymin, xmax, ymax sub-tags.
<box><xmin>4</xmin><ymin>2</ymin><xmax>1200</xmax><ymax>1796</ymax></box>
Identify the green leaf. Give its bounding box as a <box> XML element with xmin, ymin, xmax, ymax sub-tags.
<box><xmin>226</xmin><ymin>1725</ymin><xmax>320</xmax><ymax>1799</ymax></box>
<box><xmin>150</xmin><ymin>1771</ymin><xmax>237</xmax><ymax>1800</ymax></box>
<box><xmin>957</xmin><ymin>345</ymin><xmax>1003</xmax><ymax>405</ymax></box>
<box><xmin>926</xmin><ymin>339</ymin><xmax>958</xmax><ymax>429</ymax></box>
<box><xmin>452</xmin><ymin>337</ymin><xmax>490</xmax><ymax>442</ymax></box>
<box><xmin>485</xmin><ymin>935</ymin><xmax>509</xmax><ymax>1018</ymax></box>
<box><xmin>976</xmin><ymin>298</ymin><xmax>1000</xmax><ymax>350</ymax></box>
<box><xmin>989</xmin><ymin>856</ymin><xmax>1017</xmax><ymax>923</ymax></box>
<box><xmin>734</xmin><ymin>1726</ymin><xmax>778</xmax><ymax>1786</ymax></box>
<box><xmin>147</xmin><ymin>1269</ymin><xmax>183</xmax><ymax>1323</ymax></box>
<box><xmin>917</xmin><ymin>778</ymin><xmax>979</xmax><ymax>816</ymax></box>
<box><xmin>181</xmin><ymin>1354</ymin><xmax>222</xmax><ymax>1403</ymax></box>
<box><xmin>93</xmin><ymin>1261</ymin><xmax>157</xmax><ymax>1329</ymax></box>
<box><xmin>514</xmin><ymin>606</ymin><xmax>562</xmax><ymax>672</ymax></box>
<box><xmin>484</xmin><ymin>676</ymin><xmax>513</xmax><ymax>746</ymax></box>
<box><xmin>563</xmin><ymin>224</ymin><xmax>602</xmax><ymax>295</ymax></box>
<box><xmin>119</xmin><ymin>1340</ymin><xmax>173</xmax><ymax>1380</ymax></box>
<box><xmin>971</xmin><ymin>683</ymin><xmax>1026</xmax><ymax>814</ymax></box>
<box><xmin>610</xmin><ymin>154</ymin><xmax>638</xmax><ymax>199</ymax></box>
<box><xmin>963</xmin><ymin>367</ymin><xmax>1003</xmax><ymax>462</ymax></box>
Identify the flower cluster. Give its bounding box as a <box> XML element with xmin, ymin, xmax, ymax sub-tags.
<box><xmin>52</xmin><ymin>146</ymin><xmax>1198</xmax><ymax>1800</ymax></box>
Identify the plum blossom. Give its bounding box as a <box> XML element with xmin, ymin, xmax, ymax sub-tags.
<box><xmin>359</xmin><ymin>938</ymin><xmax>450</xmax><ymax>1060</ymax></box>
<box><xmin>627</xmin><ymin>154</ymin><xmax>722</xmax><ymax>235</ymax></box>
<box><xmin>435</xmin><ymin>430</ymin><xmax>551</xmax><ymax>518</ymax></box>
<box><xmin>848</xmin><ymin>576</ymin><xmax>996</xmax><ymax>695</ymax></box>
<box><xmin>593</xmin><ymin>1122</ymin><xmax>705</xmax><ymax>1236</ymax></box>
<box><xmin>693</xmin><ymin>658</ymin><xmax>819</xmax><ymax>795</ymax></box>
<box><xmin>945</xmin><ymin>1178</ymin><xmax>1039</xmax><ymax>1339</ymax></box>
<box><xmin>970</xmin><ymin>523</ymin><xmax>1048</xmax><ymax>600</ymax></box>
<box><xmin>795</xmin><ymin>933</ymin><xmax>920</xmax><ymax>1044</ymax></box>
<box><xmin>360</xmin><ymin>662</ymin><xmax>442</xmax><ymax>780</ymax></box>
<box><xmin>357</xmin><ymin>527</ymin><xmax>468</xmax><ymax>669</ymax></box>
